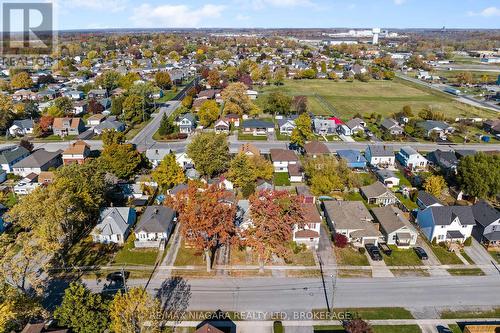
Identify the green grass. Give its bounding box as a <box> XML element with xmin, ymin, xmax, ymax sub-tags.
<box><xmin>343</xmin><ymin>191</ymin><xmax>364</xmax><ymax>201</ymax></box>
<box><xmin>286</xmin><ymin>247</ymin><xmax>316</xmax><ymax>266</ymax></box>
<box><xmin>488</xmin><ymin>250</ymin><xmax>500</xmax><ymax>264</ymax></box>
<box><xmin>394</xmin><ymin>171</ymin><xmax>412</xmax><ymax>187</ymax></box>
<box><xmin>274</xmin><ymin>172</ymin><xmax>291</xmax><ymax>186</ymax></box>
<box><xmin>155</xmin><ymin>90</ymin><xmax>178</xmax><ymax>103</ymax></box>
<box><xmin>459</xmin><ymin>250</ymin><xmax>475</xmax><ymax>264</ymax></box>
<box><xmin>335</xmin><ymin>246</ymin><xmax>369</xmax><ymax>266</ymax></box>
<box><xmin>396</xmin><ymin>194</ymin><xmax>418</xmax><ymax>210</ymax></box>
<box><xmin>447</xmin><ymin>268</ymin><xmax>485</xmax><ymax>276</ymax></box>
<box><xmin>238</xmin><ymin>133</ymin><xmax>268</xmax><ymax>141</ymax></box>
<box><xmin>124</xmin><ymin>118</ymin><xmax>153</xmax><ymax>140</ymax></box>
<box><xmin>173</xmin><ymin>241</ymin><xmax>206</xmax><ymax>266</ymax></box>
<box><xmin>429</xmin><ymin>245</ymin><xmax>463</xmax><ymax>265</ymax></box>
<box><xmin>448</xmin><ymin>324</ymin><xmax>462</xmax><ymax>333</ymax></box>
<box><xmin>36</xmin><ymin>134</ymin><xmax>77</xmax><ymax>141</ymax></box>
<box><xmin>441</xmin><ymin>307</ymin><xmax>500</xmax><ymax>319</ymax></box>
<box><xmin>357</xmin><ymin>172</ymin><xmax>377</xmax><ymax>186</ymax></box>
<box><xmin>64</xmin><ymin>236</ymin><xmax>116</xmax><ymax>268</ymax></box>
<box><xmin>113</xmin><ymin>236</ymin><xmax>158</xmax><ymax>266</ymax></box>
<box><xmin>314</xmin><ymin>326</ymin><xmax>422</xmax><ymax>333</ymax></box>
<box><xmin>256</xmin><ymin>79</ymin><xmax>497</xmax><ymax>120</ymax></box>
<box><xmin>382</xmin><ymin>246</ymin><xmax>423</xmax><ymax>266</ymax></box>
<box><xmin>314</xmin><ymin>307</ymin><xmax>414</xmax><ymax>320</ymax></box>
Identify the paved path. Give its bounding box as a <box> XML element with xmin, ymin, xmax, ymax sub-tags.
<box><xmin>316</xmin><ymin>224</ymin><xmax>336</xmax><ymax>275</ymax></box>
<box><xmin>464</xmin><ymin>239</ymin><xmax>500</xmax><ymax>276</ymax></box>
<box><xmin>366</xmin><ymin>254</ymin><xmax>394</xmax><ymax>278</ymax></box>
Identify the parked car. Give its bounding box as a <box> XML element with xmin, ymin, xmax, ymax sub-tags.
<box><xmin>106</xmin><ymin>271</ymin><xmax>130</xmax><ymax>283</ymax></box>
<box><xmin>414</xmin><ymin>247</ymin><xmax>428</xmax><ymax>260</ymax></box>
<box><xmin>365</xmin><ymin>244</ymin><xmax>382</xmax><ymax>261</ymax></box>
<box><xmin>378</xmin><ymin>242</ymin><xmax>392</xmax><ymax>256</ymax></box>
<box><xmin>437</xmin><ymin>326</ymin><xmax>452</xmax><ymax>333</ymax></box>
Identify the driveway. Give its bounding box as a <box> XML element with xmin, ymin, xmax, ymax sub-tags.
<box><xmin>366</xmin><ymin>253</ymin><xmax>394</xmax><ymax>278</ymax></box>
<box><xmin>415</xmin><ymin>238</ymin><xmax>450</xmax><ymax>276</ymax></box>
<box><xmin>419</xmin><ymin>324</ymin><xmax>440</xmax><ymax>333</ymax></box>
<box><xmin>464</xmin><ymin>239</ymin><xmax>500</xmax><ymax>275</ymax></box>
<box><xmin>316</xmin><ymin>224</ymin><xmax>336</xmax><ymax>267</ymax></box>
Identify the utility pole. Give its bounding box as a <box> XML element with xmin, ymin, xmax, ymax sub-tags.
<box><xmin>330</xmin><ymin>272</ymin><xmax>337</xmax><ymax>313</ymax></box>
<box><xmin>121</xmin><ymin>265</ymin><xmax>128</xmax><ymax>293</ymax></box>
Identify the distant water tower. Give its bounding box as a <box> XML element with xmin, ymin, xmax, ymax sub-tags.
<box><xmin>372</xmin><ymin>28</ymin><xmax>381</xmax><ymax>45</ymax></box>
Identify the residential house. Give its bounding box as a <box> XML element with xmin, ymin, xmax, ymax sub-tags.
<box><xmin>62</xmin><ymin>140</ymin><xmax>91</xmax><ymax>165</ymax></box>
<box><xmin>396</xmin><ymin>146</ymin><xmax>428</xmax><ymax>171</ymax></box>
<box><xmin>381</xmin><ymin>118</ymin><xmax>404</xmax><ymax>136</ymax></box>
<box><xmin>270</xmin><ymin>148</ymin><xmax>298</xmax><ymax>172</ymax></box>
<box><xmin>256</xmin><ymin>179</ymin><xmax>273</xmax><ymax>192</ymax></box>
<box><xmin>20</xmin><ymin>322</ymin><xmax>69</xmax><ymax>333</ymax></box>
<box><xmin>417</xmin><ymin>120</ymin><xmax>455</xmax><ymax>138</ymax></box>
<box><xmin>288</xmin><ymin>163</ymin><xmax>303</xmax><ymax>183</ymax></box>
<box><xmin>346</xmin><ymin>118</ymin><xmax>366</xmax><ymax>134</ymax></box>
<box><xmin>277</xmin><ymin>117</ymin><xmax>296</xmax><ymax>136</ymax></box>
<box><xmin>88</xmin><ymin>89</ymin><xmax>108</xmax><ymax>99</ymax></box>
<box><xmin>87</xmin><ymin>114</ymin><xmax>106</xmax><ymax>126</ymax></box>
<box><xmin>37</xmin><ymin>89</ymin><xmax>57</xmax><ymax>100</ymax></box>
<box><xmin>13</xmin><ymin>173</ymin><xmax>39</xmax><ymax>195</ymax></box>
<box><xmin>194</xmin><ymin>324</ymin><xmax>224</xmax><ymax>333</ymax></box>
<box><xmin>208</xmin><ymin>176</ymin><xmax>234</xmax><ymax>191</ymax></box>
<box><xmin>241</xmin><ymin>119</ymin><xmax>274</xmax><ymax>136</ymax></box>
<box><xmin>225</xmin><ymin>114</ymin><xmax>240</xmax><ymax>127</ymax></box>
<box><xmin>303</xmin><ymin>141</ymin><xmax>329</xmax><ymax>158</ymax></box>
<box><xmin>0</xmin><ymin>169</ymin><xmax>6</xmax><ymax>183</ymax></box>
<box><xmin>337</xmin><ymin>149</ymin><xmax>367</xmax><ymax>169</ymax></box>
<box><xmin>175</xmin><ymin>113</ymin><xmax>196</xmax><ymax>134</ymax></box>
<box><xmin>360</xmin><ymin>181</ymin><xmax>398</xmax><ymax>206</ymax></box>
<box><xmin>365</xmin><ymin>145</ymin><xmax>395</xmax><ymax>168</ymax></box>
<box><xmin>375</xmin><ymin>169</ymin><xmax>400</xmax><ymax>188</ymax></box>
<box><xmin>239</xmin><ymin>143</ymin><xmax>260</xmax><ymax>157</ymax></box>
<box><xmin>13</xmin><ymin>149</ymin><xmax>62</xmax><ymax>177</ymax></box>
<box><xmin>146</xmin><ymin>148</ymin><xmax>172</xmax><ymax>168</ymax></box>
<box><xmin>9</xmin><ymin>119</ymin><xmax>34</xmax><ymax>136</ymax></box>
<box><xmin>323</xmin><ymin>201</ymin><xmax>382</xmax><ymax>246</ymax></box>
<box><xmin>472</xmin><ymin>200</ymin><xmax>500</xmax><ymax>248</ymax></box>
<box><xmin>483</xmin><ymin>119</ymin><xmax>500</xmax><ymax>135</ymax></box>
<box><xmin>0</xmin><ymin>146</ymin><xmax>30</xmax><ymax>172</ymax></box>
<box><xmin>296</xmin><ymin>185</ymin><xmax>315</xmax><ymax>204</ymax></box>
<box><xmin>72</xmin><ymin>100</ymin><xmax>88</xmax><ymax>115</ymax></box>
<box><xmin>134</xmin><ymin>206</ymin><xmax>176</xmax><ymax>248</ymax></box>
<box><xmin>13</xmin><ymin>89</ymin><xmax>37</xmax><ymax>101</ymax></box>
<box><xmin>417</xmin><ymin>205</ymin><xmax>475</xmax><ymax>243</ymax></box>
<box><xmin>64</xmin><ymin>90</ymin><xmax>84</xmax><ymax>100</ymax></box>
<box><xmin>293</xmin><ymin>203</ymin><xmax>322</xmax><ymax>249</ymax></box>
<box><xmin>38</xmin><ymin>171</ymin><xmax>55</xmax><ymax>186</ymax></box>
<box><xmin>91</xmin><ymin>207</ymin><xmax>136</xmax><ymax>244</ymax></box>
<box><xmin>53</xmin><ymin>118</ymin><xmax>85</xmax><ymax>137</ymax></box>
<box><xmin>372</xmin><ymin>206</ymin><xmax>418</xmax><ymax>247</ymax></box>
<box><xmin>337</xmin><ymin>124</ymin><xmax>352</xmax><ymax>136</ymax></box>
<box><xmin>426</xmin><ymin>149</ymin><xmax>459</xmax><ymax>173</ymax></box>
<box><xmin>214</xmin><ymin>119</ymin><xmax>230</xmax><ymax>134</ymax></box>
<box><xmin>416</xmin><ymin>191</ymin><xmax>444</xmax><ymax>210</ymax></box>
<box><xmin>313</xmin><ymin>117</ymin><xmax>339</xmax><ymax>135</ymax></box>
<box><xmin>93</xmin><ymin>119</ymin><xmax>126</xmax><ymax>134</ymax></box>
<box><xmin>175</xmin><ymin>152</ymin><xmax>194</xmax><ymax>169</ymax></box>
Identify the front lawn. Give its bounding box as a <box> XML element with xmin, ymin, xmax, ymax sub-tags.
<box><xmin>285</xmin><ymin>244</ymin><xmax>316</xmax><ymax>266</ymax></box>
<box><xmin>441</xmin><ymin>307</ymin><xmax>500</xmax><ymax>319</ymax></box>
<box><xmin>238</xmin><ymin>133</ymin><xmax>268</xmax><ymax>141</ymax></box>
<box><xmin>447</xmin><ymin>268</ymin><xmax>485</xmax><ymax>276</ymax></box>
<box><xmin>314</xmin><ymin>325</ymin><xmax>421</xmax><ymax>333</ymax></box>
<box><xmin>313</xmin><ymin>307</ymin><xmax>414</xmax><ymax>320</ymax></box>
<box><xmin>448</xmin><ymin>324</ymin><xmax>462</xmax><ymax>333</ymax></box>
<box><xmin>274</xmin><ymin>172</ymin><xmax>291</xmax><ymax>186</ymax></box>
<box><xmin>488</xmin><ymin>250</ymin><xmax>500</xmax><ymax>264</ymax></box>
<box><xmin>113</xmin><ymin>237</ymin><xmax>158</xmax><ymax>266</ymax></box>
<box><xmin>429</xmin><ymin>245</ymin><xmax>463</xmax><ymax>265</ymax></box>
<box><xmin>335</xmin><ymin>246</ymin><xmax>369</xmax><ymax>266</ymax></box>
<box><xmin>173</xmin><ymin>241</ymin><xmax>206</xmax><ymax>266</ymax></box>
<box><xmin>382</xmin><ymin>246</ymin><xmax>423</xmax><ymax>266</ymax></box>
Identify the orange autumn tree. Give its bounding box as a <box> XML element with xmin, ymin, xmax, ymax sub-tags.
<box><xmin>167</xmin><ymin>183</ymin><xmax>237</xmax><ymax>272</ymax></box>
<box><xmin>244</xmin><ymin>190</ymin><xmax>305</xmax><ymax>271</ymax></box>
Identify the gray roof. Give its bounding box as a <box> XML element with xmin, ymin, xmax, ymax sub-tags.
<box><xmin>13</xmin><ymin>149</ymin><xmax>61</xmax><ymax>169</ymax></box>
<box><xmin>12</xmin><ymin>119</ymin><xmax>34</xmax><ymax>129</ymax></box>
<box><xmin>417</xmin><ymin>191</ymin><xmax>444</xmax><ymax>207</ymax></box>
<box><xmin>418</xmin><ymin>120</ymin><xmax>451</xmax><ymax>131</ymax></box>
<box><xmin>323</xmin><ymin>201</ymin><xmax>380</xmax><ymax>237</ymax></box>
<box><xmin>472</xmin><ymin>200</ymin><xmax>500</xmax><ymax>228</ymax></box>
<box><xmin>0</xmin><ymin>146</ymin><xmax>30</xmax><ymax>165</ymax></box>
<box><xmin>93</xmin><ymin>207</ymin><xmax>135</xmax><ymax>236</ymax></box>
<box><xmin>381</xmin><ymin>118</ymin><xmax>400</xmax><ymax>130</ymax></box>
<box><xmin>360</xmin><ymin>181</ymin><xmax>396</xmax><ymax>199</ymax></box>
<box><xmin>400</xmin><ymin>146</ymin><xmax>418</xmax><ymax>156</ymax></box>
<box><xmin>429</xmin><ymin>206</ymin><xmax>476</xmax><ymax>226</ymax></box>
<box><xmin>346</xmin><ymin>118</ymin><xmax>365</xmax><ymax>130</ymax></box>
<box><xmin>146</xmin><ymin>148</ymin><xmax>172</xmax><ymax>161</ymax></box>
<box><xmin>484</xmin><ymin>230</ymin><xmax>500</xmax><ymax>241</ymax></box>
<box><xmin>371</xmin><ymin>206</ymin><xmax>416</xmax><ymax>235</ymax></box>
<box><xmin>242</xmin><ymin>119</ymin><xmax>274</xmax><ymax>129</ymax></box>
<box><xmin>367</xmin><ymin>145</ymin><xmax>394</xmax><ymax>157</ymax></box>
<box><xmin>94</xmin><ymin>120</ymin><xmax>125</xmax><ymax>131</ymax></box>
<box><xmin>135</xmin><ymin>206</ymin><xmax>175</xmax><ymax>233</ymax></box>
<box><xmin>170</xmin><ymin>183</ymin><xmax>188</xmax><ymax>195</ymax></box>
<box><xmin>446</xmin><ymin>230</ymin><xmax>465</xmax><ymax>239</ymax></box>
<box><xmin>427</xmin><ymin>150</ymin><xmax>458</xmax><ymax>169</ymax></box>
<box><xmin>375</xmin><ymin>169</ymin><xmax>397</xmax><ymax>180</ymax></box>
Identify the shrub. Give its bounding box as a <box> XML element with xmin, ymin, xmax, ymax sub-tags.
<box><xmin>334</xmin><ymin>233</ymin><xmax>349</xmax><ymax>248</ymax></box>
<box><xmin>431</xmin><ymin>238</ymin><xmax>437</xmax><ymax>246</ymax></box>
<box><xmin>273</xmin><ymin>321</ymin><xmax>283</xmax><ymax>333</ymax></box>
<box><xmin>358</xmin><ymin>247</ymin><xmax>366</xmax><ymax>254</ymax></box>
<box><xmin>291</xmin><ymin>241</ymin><xmax>306</xmax><ymax>254</ymax></box>
<box><xmin>464</xmin><ymin>237</ymin><xmax>472</xmax><ymax>246</ymax></box>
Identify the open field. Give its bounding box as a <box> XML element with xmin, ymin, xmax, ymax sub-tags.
<box><xmin>256</xmin><ymin>78</ymin><xmax>497</xmax><ymax>120</ymax></box>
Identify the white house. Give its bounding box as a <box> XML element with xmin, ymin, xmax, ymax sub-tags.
<box><xmin>417</xmin><ymin>206</ymin><xmax>475</xmax><ymax>243</ymax></box>
<box><xmin>365</xmin><ymin>145</ymin><xmax>395</xmax><ymax>168</ymax></box>
<box><xmin>277</xmin><ymin>118</ymin><xmax>296</xmax><ymax>136</ymax></box>
<box><xmin>0</xmin><ymin>146</ymin><xmax>31</xmax><ymax>173</ymax></box>
<box><xmin>375</xmin><ymin>169</ymin><xmax>400</xmax><ymax>188</ymax></box>
<box><xmin>13</xmin><ymin>173</ymin><xmax>39</xmax><ymax>195</ymax></box>
<box><xmin>293</xmin><ymin>203</ymin><xmax>322</xmax><ymax>250</ymax></box>
<box><xmin>175</xmin><ymin>113</ymin><xmax>196</xmax><ymax>134</ymax></box>
<box><xmin>9</xmin><ymin>120</ymin><xmax>34</xmax><ymax>137</ymax></box>
<box><xmin>91</xmin><ymin>207</ymin><xmax>136</xmax><ymax>245</ymax></box>
<box><xmin>134</xmin><ymin>206</ymin><xmax>176</xmax><ymax>248</ymax></box>
<box><xmin>396</xmin><ymin>146</ymin><xmax>428</xmax><ymax>171</ymax></box>
<box><xmin>175</xmin><ymin>152</ymin><xmax>194</xmax><ymax>169</ymax></box>
<box><xmin>269</xmin><ymin>149</ymin><xmax>298</xmax><ymax>172</ymax></box>
<box><xmin>145</xmin><ymin>148</ymin><xmax>172</xmax><ymax>168</ymax></box>
<box><xmin>472</xmin><ymin>200</ymin><xmax>500</xmax><ymax>248</ymax></box>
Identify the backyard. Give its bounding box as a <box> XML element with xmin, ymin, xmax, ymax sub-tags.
<box><xmin>256</xmin><ymin>78</ymin><xmax>497</xmax><ymax>120</ymax></box>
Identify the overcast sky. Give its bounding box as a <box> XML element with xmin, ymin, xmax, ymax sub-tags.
<box><xmin>5</xmin><ymin>0</ymin><xmax>500</xmax><ymax>30</ymax></box>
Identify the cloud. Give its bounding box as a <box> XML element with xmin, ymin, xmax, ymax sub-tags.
<box><xmin>242</xmin><ymin>0</ymin><xmax>317</xmax><ymax>10</ymax></box>
<box><xmin>393</xmin><ymin>0</ymin><xmax>406</xmax><ymax>5</ymax></box>
<box><xmin>51</xmin><ymin>0</ymin><xmax>128</xmax><ymax>12</ymax></box>
<box><xmin>468</xmin><ymin>6</ymin><xmax>500</xmax><ymax>17</ymax></box>
<box><xmin>236</xmin><ymin>14</ymin><xmax>251</xmax><ymax>21</ymax></box>
<box><xmin>130</xmin><ymin>4</ymin><xmax>225</xmax><ymax>28</ymax></box>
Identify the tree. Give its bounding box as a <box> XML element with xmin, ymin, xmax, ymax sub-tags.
<box><xmin>187</xmin><ymin>132</ymin><xmax>230</xmax><ymax>178</ymax></box>
<box><xmin>423</xmin><ymin>175</ymin><xmax>446</xmax><ymax>197</ymax></box>
<box><xmin>111</xmin><ymin>95</ymin><xmax>125</xmax><ymax>116</ymax></box>
<box><xmin>328</xmin><ymin>72</ymin><xmax>339</xmax><ymax>81</ymax></box>
<box><xmin>96</xmin><ymin>70</ymin><xmax>121</xmax><ymax>91</ymax></box>
<box><xmin>49</xmin><ymin>97</ymin><xmax>74</xmax><ymax>116</ymax></box>
<box><xmin>264</xmin><ymin>92</ymin><xmax>292</xmax><ymax>115</ymax></box>
<box><xmin>304</xmin><ymin>156</ymin><xmax>358</xmax><ymax>196</ymax></box>
<box><xmin>0</xmin><ymin>285</ymin><xmax>46</xmax><ymax>332</ymax></box>
<box><xmin>0</xmin><ymin>94</ymin><xmax>15</xmax><ymax>131</ymax></box>
<box><xmin>54</xmin><ymin>283</ymin><xmax>109</xmax><ymax>333</ymax></box>
<box><xmin>344</xmin><ymin>319</ymin><xmax>373</xmax><ymax>333</ymax></box>
<box><xmin>198</xmin><ymin>100</ymin><xmax>220</xmax><ymax>127</ymax></box>
<box><xmin>122</xmin><ymin>94</ymin><xmax>145</xmax><ymax>124</ymax></box>
<box><xmin>456</xmin><ymin>72</ymin><xmax>473</xmax><ymax>85</ymax></box>
<box><xmin>19</xmin><ymin>139</ymin><xmax>33</xmax><ymax>152</ymax></box>
<box><xmin>109</xmin><ymin>287</ymin><xmax>162</xmax><ymax>333</ymax></box>
<box><xmin>292</xmin><ymin>96</ymin><xmax>308</xmax><ymax>114</ymax></box>
<box><xmin>102</xmin><ymin>129</ymin><xmax>126</xmax><ymax>146</ymax></box>
<box><xmin>334</xmin><ymin>233</ymin><xmax>348</xmax><ymax>248</ymax></box>
<box><xmin>38</xmin><ymin>115</ymin><xmax>54</xmax><ymax>134</ymax></box>
<box><xmin>10</xmin><ymin>72</ymin><xmax>33</xmax><ymax>89</ymax></box>
<box><xmin>222</xmin><ymin>82</ymin><xmax>260</xmax><ymax>116</ymax></box>
<box><xmin>457</xmin><ymin>152</ymin><xmax>500</xmax><ymax>199</ymax></box>
<box><xmin>273</xmin><ymin>69</ymin><xmax>286</xmax><ymax>85</ymax></box>
<box><xmin>181</xmin><ymin>95</ymin><xmax>193</xmax><ymax>108</ymax></box>
<box><xmin>207</xmin><ymin>69</ymin><xmax>221</xmax><ymax>88</ymax></box>
<box><xmin>250</xmin><ymin>155</ymin><xmax>273</xmax><ymax>181</ymax></box>
<box><xmin>227</xmin><ymin>153</ymin><xmax>256</xmax><ymax>189</ymax></box>
<box><xmin>244</xmin><ymin>190</ymin><xmax>305</xmax><ymax>271</ymax></box>
<box><xmin>118</xmin><ymin>72</ymin><xmax>141</xmax><ymax>90</ymax></box>
<box><xmin>100</xmin><ymin>143</ymin><xmax>146</xmax><ymax>179</ymax></box>
<box><xmin>88</xmin><ymin>98</ymin><xmax>104</xmax><ymax>114</ymax></box>
<box><xmin>155</xmin><ymin>71</ymin><xmax>172</xmax><ymax>90</ymax></box>
<box><xmin>158</xmin><ymin>113</ymin><xmax>175</xmax><ymax>136</ymax></box>
<box><xmin>152</xmin><ymin>153</ymin><xmax>185</xmax><ymax>191</ymax></box>
<box><xmin>24</xmin><ymin>101</ymin><xmax>39</xmax><ymax>119</ymax></box>
<box><xmin>168</xmin><ymin>183</ymin><xmax>237</xmax><ymax>272</ymax></box>
<box><xmin>290</xmin><ymin>113</ymin><xmax>313</xmax><ymax>148</ymax></box>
